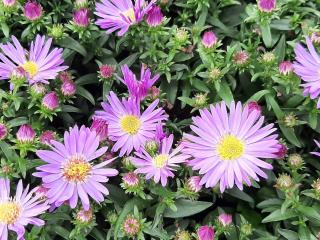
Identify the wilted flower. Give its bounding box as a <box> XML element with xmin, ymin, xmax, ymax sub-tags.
<box><xmin>311</xmin><ymin>32</ymin><xmax>320</xmax><ymax>44</ymax></box>
<box><xmin>99</xmin><ymin>65</ymin><xmax>115</xmax><ymax>79</ymax></box>
<box><xmin>16</xmin><ymin>124</ymin><xmax>36</xmax><ymax>143</ymax></box>
<box><xmin>288</xmin><ymin>153</ymin><xmax>303</xmax><ymax>168</ymax></box>
<box><xmin>258</xmin><ymin>0</ymin><xmax>276</xmax><ymax>13</ymax></box>
<box><xmin>90</xmin><ymin>118</ymin><xmax>109</xmax><ymax>142</ymax></box>
<box><xmin>0</xmin><ymin>178</ymin><xmax>50</xmax><ymax>240</ymax></box>
<box><xmin>247</xmin><ymin>101</ymin><xmax>262</xmax><ymax>115</ymax></box>
<box><xmin>76</xmin><ymin>208</ymin><xmax>93</xmax><ymax>223</ymax></box>
<box><xmin>183</xmin><ymin>101</ymin><xmax>280</xmax><ymax>192</ymax></box>
<box><xmin>42</xmin><ymin>92</ymin><xmax>59</xmax><ymax>111</ymax></box>
<box><xmin>61</xmin><ymin>80</ymin><xmax>76</xmax><ymax>96</ymax></box>
<box><xmin>218</xmin><ymin>213</ymin><xmax>232</xmax><ymax>226</ymax></box>
<box><xmin>150</xmin><ymin>86</ymin><xmax>160</xmax><ymax>99</ymax></box>
<box><xmin>146</xmin><ymin>5</ymin><xmax>163</xmax><ymax>27</ymax></box>
<box><xmin>275</xmin><ymin>174</ymin><xmax>294</xmax><ymax>190</ymax></box>
<box><xmin>0</xmin><ymin>123</ymin><xmax>8</xmax><ymax>141</ymax></box>
<box><xmin>186</xmin><ymin>176</ymin><xmax>202</xmax><ymax>193</ymax></box>
<box><xmin>122</xmin><ymin>215</ymin><xmax>141</xmax><ymax>237</ymax></box>
<box><xmin>197</xmin><ymin>225</ymin><xmax>215</xmax><ymax>240</ymax></box>
<box><xmin>233</xmin><ymin>50</ymin><xmax>250</xmax><ymax>66</ymax></box>
<box><xmin>202</xmin><ymin>31</ymin><xmax>218</xmax><ymax>48</ymax></box>
<box><xmin>24</xmin><ymin>1</ymin><xmax>42</xmax><ymax>21</ymax></box>
<box><xmin>39</xmin><ymin>130</ymin><xmax>55</xmax><ymax>145</ymax></box>
<box><xmin>279</xmin><ymin>61</ymin><xmax>294</xmax><ymax>75</ymax></box>
<box><xmin>73</xmin><ymin>8</ymin><xmax>90</xmax><ymax>27</ymax></box>
<box><xmin>95</xmin><ymin>0</ymin><xmax>154</xmax><ymax>36</ymax></box>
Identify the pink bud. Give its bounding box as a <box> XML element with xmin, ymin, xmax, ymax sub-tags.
<box><xmin>76</xmin><ymin>208</ymin><xmax>93</xmax><ymax>223</ymax></box>
<box><xmin>187</xmin><ymin>176</ymin><xmax>202</xmax><ymax>193</ymax></box>
<box><xmin>258</xmin><ymin>0</ymin><xmax>276</xmax><ymax>13</ymax></box>
<box><xmin>218</xmin><ymin>213</ymin><xmax>232</xmax><ymax>226</ymax></box>
<box><xmin>233</xmin><ymin>51</ymin><xmax>250</xmax><ymax>66</ymax></box>
<box><xmin>42</xmin><ymin>92</ymin><xmax>59</xmax><ymax>110</ymax></box>
<box><xmin>0</xmin><ymin>123</ymin><xmax>8</xmax><ymax>141</ymax></box>
<box><xmin>59</xmin><ymin>71</ymin><xmax>72</xmax><ymax>83</ymax></box>
<box><xmin>247</xmin><ymin>101</ymin><xmax>262</xmax><ymax>115</ymax></box>
<box><xmin>146</xmin><ymin>5</ymin><xmax>163</xmax><ymax>27</ymax></box>
<box><xmin>90</xmin><ymin>118</ymin><xmax>108</xmax><ymax>142</ymax></box>
<box><xmin>197</xmin><ymin>225</ymin><xmax>215</xmax><ymax>240</ymax></box>
<box><xmin>99</xmin><ymin>65</ymin><xmax>115</xmax><ymax>79</ymax></box>
<box><xmin>279</xmin><ymin>61</ymin><xmax>293</xmax><ymax>75</ymax></box>
<box><xmin>122</xmin><ymin>172</ymin><xmax>139</xmax><ymax>187</ymax></box>
<box><xmin>202</xmin><ymin>31</ymin><xmax>218</xmax><ymax>48</ymax></box>
<box><xmin>61</xmin><ymin>80</ymin><xmax>76</xmax><ymax>96</ymax></box>
<box><xmin>2</xmin><ymin>0</ymin><xmax>16</xmax><ymax>7</ymax></box>
<box><xmin>16</xmin><ymin>124</ymin><xmax>36</xmax><ymax>143</ymax></box>
<box><xmin>24</xmin><ymin>1</ymin><xmax>42</xmax><ymax>21</ymax></box>
<box><xmin>275</xmin><ymin>143</ymin><xmax>287</xmax><ymax>159</ymax></box>
<box><xmin>39</xmin><ymin>130</ymin><xmax>55</xmax><ymax>145</ymax></box>
<box><xmin>73</xmin><ymin>8</ymin><xmax>90</xmax><ymax>27</ymax></box>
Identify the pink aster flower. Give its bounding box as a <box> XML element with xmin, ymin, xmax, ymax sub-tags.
<box><xmin>202</xmin><ymin>31</ymin><xmax>218</xmax><ymax>48</ymax></box>
<box><xmin>197</xmin><ymin>225</ymin><xmax>215</xmax><ymax>240</ymax></box>
<box><xmin>34</xmin><ymin>125</ymin><xmax>119</xmax><ymax>210</ymax></box>
<box><xmin>257</xmin><ymin>0</ymin><xmax>276</xmax><ymax>13</ymax></box>
<box><xmin>0</xmin><ymin>178</ymin><xmax>49</xmax><ymax>240</ymax></box>
<box><xmin>120</xmin><ymin>65</ymin><xmax>159</xmax><ymax>101</ymax></box>
<box><xmin>183</xmin><ymin>101</ymin><xmax>280</xmax><ymax>192</ymax></box>
<box><xmin>95</xmin><ymin>0</ymin><xmax>155</xmax><ymax>36</ymax></box>
<box><xmin>279</xmin><ymin>61</ymin><xmax>294</xmax><ymax>75</ymax></box>
<box><xmin>73</xmin><ymin>8</ymin><xmax>90</xmax><ymax>27</ymax></box>
<box><xmin>23</xmin><ymin>1</ymin><xmax>42</xmax><ymax>21</ymax></box>
<box><xmin>94</xmin><ymin>91</ymin><xmax>168</xmax><ymax>156</ymax></box>
<box><xmin>131</xmin><ymin>134</ymin><xmax>190</xmax><ymax>186</ymax></box>
<box><xmin>90</xmin><ymin>118</ymin><xmax>109</xmax><ymax>142</ymax></box>
<box><xmin>293</xmin><ymin>37</ymin><xmax>320</xmax><ymax>108</ymax></box>
<box><xmin>146</xmin><ymin>5</ymin><xmax>163</xmax><ymax>27</ymax></box>
<box><xmin>0</xmin><ymin>35</ymin><xmax>68</xmax><ymax>85</ymax></box>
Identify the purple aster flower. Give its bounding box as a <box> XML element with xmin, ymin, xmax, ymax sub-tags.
<box><xmin>42</xmin><ymin>92</ymin><xmax>59</xmax><ymax>110</ymax></box>
<box><xmin>95</xmin><ymin>91</ymin><xmax>168</xmax><ymax>156</ymax></box>
<box><xmin>34</xmin><ymin>125</ymin><xmax>119</xmax><ymax>210</ymax></box>
<box><xmin>73</xmin><ymin>8</ymin><xmax>90</xmax><ymax>27</ymax></box>
<box><xmin>95</xmin><ymin>0</ymin><xmax>155</xmax><ymax>36</ymax></box>
<box><xmin>146</xmin><ymin>5</ymin><xmax>163</xmax><ymax>27</ymax></box>
<box><xmin>0</xmin><ymin>35</ymin><xmax>68</xmax><ymax>85</ymax></box>
<box><xmin>258</xmin><ymin>0</ymin><xmax>276</xmax><ymax>13</ymax></box>
<box><xmin>202</xmin><ymin>31</ymin><xmax>218</xmax><ymax>48</ymax></box>
<box><xmin>0</xmin><ymin>178</ymin><xmax>49</xmax><ymax>240</ymax></box>
<box><xmin>183</xmin><ymin>101</ymin><xmax>280</xmax><ymax>192</ymax></box>
<box><xmin>279</xmin><ymin>61</ymin><xmax>294</xmax><ymax>75</ymax></box>
<box><xmin>120</xmin><ymin>65</ymin><xmax>159</xmax><ymax>101</ymax></box>
<box><xmin>197</xmin><ymin>225</ymin><xmax>215</xmax><ymax>240</ymax></box>
<box><xmin>90</xmin><ymin>118</ymin><xmax>109</xmax><ymax>142</ymax></box>
<box><xmin>131</xmin><ymin>134</ymin><xmax>190</xmax><ymax>186</ymax></box>
<box><xmin>16</xmin><ymin>124</ymin><xmax>36</xmax><ymax>143</ymax></box>
<box><xmin>218</xmin><ymin>213</ymin><xmax>232</xmax><ymax>226</ymax></box>
<box><xmin>293</xmin><ymin>37</ymin><xmax>320</xmax><ymax>108</ymax></box>
<box><xmin>311</xmin><ymin>140</ymin><xmax>320</xmax><ymax>157</ymax></box>
<box><xmin>23</xmin><ymin>1</ymin><xmax>42</xmax><ymax>21</ymax></box>
<box><xmin>155</xmin><ymin>124</ymin><xmax>166</xmax><ymax>143</ymax></box>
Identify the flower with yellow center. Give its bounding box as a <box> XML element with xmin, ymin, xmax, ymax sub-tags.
<box><xmin>120</xmin><ymin>115</ymin><xmax>141</xmax><ymax>135</ymax></box>
<box><xmin>217</xmin><ymin>135</ymin><xmax>244</xmax><ymax>160</ymax></box>
<box><xmin>123</xmin><ymin>8</ymin><xmax>136</xmax><ymax>23</ymax></box>
<box><xmin>0</xmin><ymin>201</ymin><xmax>21</xmax><ymax>225</ymax></box>
<box><xmin>22</xmin><ymin>61</ymin><xmax>39</xmax><ymax>78</ymax></box>
<box><xmin>63</xmin><ymin>154</ymin><xmax>92</xmax><ymax>182</ymax></box>
<box><xmin>152</xmin><ymin>154</ymin><xmax>169</xmax><ymax>168</ymax></box>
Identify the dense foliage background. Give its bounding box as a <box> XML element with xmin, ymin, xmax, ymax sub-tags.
<box><xmin>2</xmin><ymin>0</ymin><xmax>320</xmax><ymax>239</ymax></box>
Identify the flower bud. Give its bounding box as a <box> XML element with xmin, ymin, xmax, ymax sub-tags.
<box><xmin>16</xmin><ymin>124</ymin><xmax>36</xmax><ymax>143</ymax></box>
<box><xmin>145</xmin><ymin>140</ymin><xmax>159</xmax><ymax>155</ymax></box>
<box><xmin>99</xmin><ymin>65</ymin><xmax>115</xmax><ymax>79</ymax></box>
<box><xmin>288</xmin><ymin>153</ymin><xmax>303</xmax><ymax>168</ymax></box>
<box><xmin>175</xmin><ymin>28</ymin><xmax>189</xmax><ymax>44</ymax></box>
<box><xmin>48</xmin><ymin>24</ymin><xmax>64</xmax><ymax>40</ymax></box>
<box><xmin>275</xmin><ymin>143</ymin><xmax>287</xmax><ymax>159</ymax></box>
<box><xmin>240</xmin><ymin>223</ymin><xmax>252</xmax><ymax>236</ymax></box>
<box><xmin>61</xmin><ymin>80</ymin><xmax>76</xmax><ymax>97</ymax></box>
<box><xmin>39</xmin><ymin>130</ymin><xmax>55</xmax><ymax>145</ymax></box>
<box><xmin>73</xmin><ymin>8</ymin><xmax>90</xmax><ymax>27</ymax></box>
<box><xmin>202</xmin><ymin>31</ymin><xmax>218</xmax><ymax>48</ymax></box>
<box><xmin>175</xmin><ymin>231</ymin><xmax>191</xmax><ymax>240</ymax></box>
<box><xmin>311</xmin><ymin>32</ymin><xmax>320</xmax><ymax>44</ymax></box>
<box><xmin>247</xmin><ymin>101</ymin><xmax>262</xmax><ymax>115</ymax></box>
<box><xmin>0</xmin><ymin>123</ymin><xmax>8</xmax><ymax>141</ymax></box>
<box><xmin>10</xmin><ymin>67</ymin><xmax>26</xmax><ymax>87</ymax></box>
<box><xmin>284</xmin><ymin>113</ymin><xmax>297</xmax><ymax>128</ymax></box>
<box><xmin>208</xmin><ymin>68</ymin><xmax>221</xmax><ymax>81</ymax></box>
<box><xmin>193</xmin><ymin>93</ymin><xmax>208</xmax><ymax>108</ymax></box>
<box><xmin>233</xmin><ymin>51</ymin><xmax>250</xmax><ymax>66</ymax></box>
<box><xmin>24</xmin><ymin>1</ymin><xmax>42</xmax><ymax>21</ymax></box>
<box><xmin>59</xmin><ymin>71</ymin><xmax>72</xmax><ymax>83</ymax></box>
<box><xmin>218</xmin><ymin>213</ymin><xmax>232</xmax><ymax>227</ymax></box>
<box><xmin>258</xmin><ymin>0</ymin><xmax>276</xmax><ymax>13</ymax></box>
<box><xmin>149</xmin><ymin>86</ymin><xmax>160</xmax><ymax>100</ymax></box>
<box><xmin>197</xmin><ymin>225</ymin><xmax>215</xmax><ymax>240</ymax></box>
<box><xmin>2</xmin><ymin>0</ymin><xmax>16</xmax><ymax>7</ymax></box>
<box><xmin>122</xmin><ymin>172</ymin><xmax>140</xmax><ymax>187</ymax></box>
<box><xmin>76</xmin><ymin>208</ymin><xmax>93</xmax><ymax>223</ymax></box>
<box><xmin>1</xmin><ymin>165</ymin><xmax>12</xmax><ymax>174</ymax></box>
<box><xmin>75</xmin><ymin>0</ymin><xmax>88</xmax><ymax>9</ymax></box>
<box><xmin>35</xmin><ymin>185</ymin><xmax>49</xmax><ymax>200</ymax></box>
<box><xmin>42</xmin><ymin>92</ymin><xmax>59</xmax><ymax>111</ymax></box>
<box><xmin>107</xmin><ymin>210</ymin><xmax>118</xmax><ymax>225</ymax></box>
<box><xmin>261</xmin><ymin>52</ymin><xmax>276</xmax><ymax>63</ymax></box>
<box><xmin>279</xmin><ymin>61</ymin><xmax>294</xmax><ymax>76</ymax></box>
<box><xmin>122</xmin><ymin>215</ymin><xmax>140</xmax><ymax>237</ymax></box>
<box><xmin>312</xmin><ymin>179</ymin><xmax>320</xmax><ymax>196</ymax></box>
<box><xmin>90</xmin><ymin>118</ymin><xmax>108</xmax><ymax>142</ymax></box>
<box><xmin>146</xmin><ymin>5</ymin><xmax>163</xmax><ymax>27</ymax></box>
<box><xmin>30</xmin><ymin>83</ymin><xmax>46</xmax><ymax>97</ymax></box>
<box><xmin>275</xmin><ymin>174</ymin><xmax>294</xmax><ymax>190</ymax></box>
<box><xmin>186</xmin><ymin>176</ymin><xmax>202</xmax><ymax>193</ymax></box>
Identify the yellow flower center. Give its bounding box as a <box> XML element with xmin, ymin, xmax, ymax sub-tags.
<box><xmin>152</xmin><ymin>154</ymin><xmax>169</xmax><ymax>168</ymax></box>
<box><xmin>0</xmin><ymin>201</ymin><xmax>21</xmax><ymax>224</ymax></box>
<box><xmin>22</xmin><ymin>61</ymin><xmax>39</xmax><ymax>78</ymax></box>
<box><xmin>217</xmin><ymin>135</ymin><xmax>244</xmax><ymax>160</ymax></box>
<box><xmin>63</xmin><ymin>155</ymin><xmax>92</xmax><ymax>182</ymax></box>
<box><xmin>120</xmin><ymin>115</ymin><xmax>141</xmax><ymax>135</ymax></box>
<box><xmin>123</xmin><ymin>8</ymin><xmax>136</xmax><ymax>22</ymax></box>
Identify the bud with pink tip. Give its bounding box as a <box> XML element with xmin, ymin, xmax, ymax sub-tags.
<box><xmin>76</xmin><ymin>208</ymin><xmax>93</xmax><ymax>223</ymax></box>
<box><xmin>61</xmin><ymin>80</ymin><xmax>76</xmax><ymax>97</ymax></box>
<box><xmin>275</xmin><ymin>143</ymin><xmax>287</xmax><ymax>159</ymax></box>
<box><xmin>24</xmin><ymin>1</ymin><xmax>42</xmax><ymax>21</ymax></box>
<box><xmin>122</xmin><ymin>172</ymin><xmax>140</xmax><ymax>187</ymax></box>
<box><xmin>247</xmin><ymin>101</ymin><xmax>262</xmax><ymax>115</ymax></box>
<box><xmin>30</xmin><ymin>83</ymin><xmax>46</xmax><ymax>97</ymax></box>
<box><xmin>146</xmin><ymin>5</ymin><xmax>163</xmax><ymax>27</ymax></box>
<box><xmin>202</xmin><ymin>31</ymin><xmax>218</xmax><ymax>48</ymax></box>
<box><xmin>197</xmin><ymin>225</ymin><xmax>215</xmax><ymax>240</ymax></box>
<box><xmin>73</xmin><ymin>8</ymin><xmax>90</xmax><ymax>27</ymax></box>
<box><xmin>0</xmin><ymin>123</ymin><xmax>8</xmax><ymax>141</ymax></box>
<box><xmin>233</xmin><ymin>51</ymin><xmax>250</xmax><ymax>66</ymax></box>
<box><xmin>90</xmin><ymin>118</ymin><xmax>108</xmax><ymax>142</ymax></box>
<box><xmin>59</xmin><ymin>71</ymin><xmax>72</xmax><ymax>83</ymax></box>
<box><xmin>16</xmin><ymin>124</ymin><xmax>36</xmax><ymax>143</ymax></box>
<box><xmin>42</xmin><ymin>92</ymin><xmax>59</xmax><ymax>111</ymax></box>
<box><xmin>311</xmin><ymin>32</ymin><xmax>320</xmax><ymax>44</ymax></box>
<box><xmin>39</xmin><ymin>130</ymin><xmax>55</xmax><ymax>145</ymax></box>
<box><xmin>187</xmin><ymin>176</ymin><xmax>202</xmax><ymax>193</ymax></box>
<box><xmin>2</xmin><ymin>0</ymin><xmax>16</xmax><ymax>7</ymax></box>
<box><xmin>279</xmin><ymin>61</ymin><xmax>294</xmax><ymax>76</ymax></box>
<box><xmin>35</xmin><ymin>185</ymin><xmax>49</xmax><ymax>199</ymax></box>
<box><xmin>258</xmin><ymin>0</ymin><xmax>276</xmax><ymax>13</ymax></box>
<box><xmin>218</xmin><ymin>213</ymin><xmax>232</xmax><ymax>226</ymax></box>
<box><xmin>99</xmin><ymin>65</ymin><xmax>115</xmax><ymax>79</ymax></box>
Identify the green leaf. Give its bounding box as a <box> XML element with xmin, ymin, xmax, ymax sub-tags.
<box><xmin>59</xmin><ymin>36</ymin><xmax>87</xmax><ymax>56</ymax></box>
<box><xmin>1</xmin><ymin>23</ymin><xmax>9</xmax><ymax>38</ymax></box>
<box><xmin>260</xmin><ymin>23</ymin><xmax>272</xmax><ymax>48</ymax></box>
<box><xmin>75</xmin><ymin>73</ymin><xmax>98</xmax><ymax>86</ymax></box>
<box><xmin>226</xmin><ymin>188</ymin><xmax>254</xmax><ymax>204</ymax></box>
<box><xmin>262</xmin><ymin>209</ymin><xmax>298</xmax><ymax>223</ymax></box>
<box><xmin>278</xmin><ymin>229</ymin><xmax>299</xmax><ymax>240</ymax></box>
<box><xmin>217</xmin><ymin>81</ymin><xmax>233</xmax><ymax>105</ymax></box>
<box><xmin>248</xmin><ymin>90</ymin><xmax>270</xmax><ymax>102</ymax></box>
<box><xmin>7</xmin><ymin>117</ymin><xmax>28</xmax><ymax>127</ymax></box>
<box><xmin>297</xmin><ymin>205</ymin><xmax>320</xmax><ymax>222</ymax></box>
<box><xmin>119</xmin><ymin>53</ymin><xmax>139</xmax><ymax>67</ymax></box>
<box><xmin>0</xmin><ymin>141</ymin><xmax>18</xmax><ymax>161</ymax></box>
<box><xmin>76</xmin><ymin>86</ymin><xmax>95</xmax><ymax>105</ymax></box>
<box><xmin>163</xmin><ymin>199</ymin><xmax>213</xmax><ymax>218</ymax></box>
<box><xmin>274</xmin><ymin>34</ymin><xmax>286</xmax><ymax>62</ymax></box>
<box><xmin>279</xmin><ymin>124</ymin><xmax>301</xmax><ymax>147</ymax></box>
